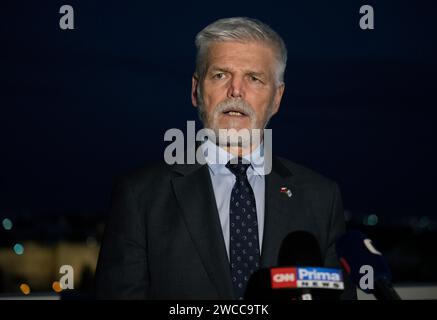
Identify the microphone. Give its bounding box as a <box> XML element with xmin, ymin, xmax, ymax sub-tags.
<box><xmin>277</xmin><ymin>231</ymin><xmax>323</xmax><ymax>300</ymax></box>
<box><xmin>278</xmin><ymin>230</ymin><xmax>323</xmax><ymax>266</ymax></box>
<box><xmin>336</xmin><ymin>230</ymin><xmax>401</xmax><ymax>300</ymax></box>
<box><xmin>245</xmin><ymin>231</ymin><xmax>344</xmax><ymax>300</ymax></box>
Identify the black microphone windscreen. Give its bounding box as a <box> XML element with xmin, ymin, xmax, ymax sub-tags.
<box><xmin>277</xmin><ymin>231</ymin><xmax>323</xmax><ymax>267</ymax></box>
<box><xmin>245</xmin><ymin>231</ymin><xmax>342</xmax><ymax>301</ymax></box>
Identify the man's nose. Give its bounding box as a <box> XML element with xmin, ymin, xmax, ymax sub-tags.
<box><xmin>227</xmin><ymin>76</ymin><xmax>244</xmax><ymax>99</ymax></box>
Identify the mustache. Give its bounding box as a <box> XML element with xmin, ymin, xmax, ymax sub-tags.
<box><xmin>214</xmin><ymin>98</ymin><xmax>255</xmax><ymax>117</ymax></box>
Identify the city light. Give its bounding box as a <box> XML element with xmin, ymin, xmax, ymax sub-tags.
<box><xmin>418</xmin><ymin>216</ymin><xmax>430</xmax><ymax>229</ymax></box>
<box><xmin>13</xmin><ymin>243</ymin><xmax>24</xmax><ymax>255</ymax></box>
<box><xmin>52</xmin><ymin>281</ymin><xmax>62</xmax><ymax>293</ymax></box>
<box><xmin>367</xmin><ymin>214</ymin><xmax>378</xmax><ymax>226</ymax></box>
<box><xmin>2</xmin><ymin>218</ymin><xmax>13</xmax><ymax>230</ymax></box>
<box><xmin>363</xmin><ymin>214</ymin><xmax>379</xmax><ymax>226</ymax></box>
<box><xmin>20</xmin><ymin>283</ymin><xmax>30</xmax><ymax>295</ymax></box>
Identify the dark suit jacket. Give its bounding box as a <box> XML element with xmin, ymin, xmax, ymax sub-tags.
<box><xmin>95</xmin><ymin>156</ymin><xmax>357</xmax><ymax>299</ymax></box>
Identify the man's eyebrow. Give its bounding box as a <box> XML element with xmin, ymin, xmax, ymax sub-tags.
<box><xmin>246</xmin><ymin>70</ymin><xmax>267</xmax><ymax>77</ymax></box>
<box><xmin>208</xmin><ymin>66</ymin><xmax>267</xmax><ymax>77</ymax></box>
<box><xmin>208</xmin><ymin>66</ymin><xmax>232</xmax><ymax>73</ymax></box>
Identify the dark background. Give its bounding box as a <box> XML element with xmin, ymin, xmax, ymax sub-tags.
<box><xmin>0</xmin><ymin>0</ymin><xmax>436</xmax><ymax>290</ymax></box>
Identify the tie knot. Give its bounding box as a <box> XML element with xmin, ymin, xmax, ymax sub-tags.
<box><xmin>226</xmin><ymin>158</ymin><xmax>251</xmax><ymax>177</ymax></box>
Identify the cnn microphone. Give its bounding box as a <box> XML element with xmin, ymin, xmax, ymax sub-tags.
<box><xmin>245</xmin><ymin>231</ymin><xmax>344</xmax><ymax>300</ymax></box>
<box><xmin>278</xmin><ymin>231</ymin><xmax>324</xmax><ymax>300</ymax></box>
<box><xmin>336</xmin><ymin>230</ymin><xmax>401</xmax><ymax>300</ymax></box>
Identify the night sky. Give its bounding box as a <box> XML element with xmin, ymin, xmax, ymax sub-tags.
<box><xmin>1</xmin><ymin>0</ymin><xmax>436</xmax><ymax>224</ymax></box>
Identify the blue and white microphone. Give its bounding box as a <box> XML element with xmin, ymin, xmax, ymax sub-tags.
<box><xmin>336</xmin><ymin>230</ymin><xmax>401</xmax><ymax>300</ymax></box>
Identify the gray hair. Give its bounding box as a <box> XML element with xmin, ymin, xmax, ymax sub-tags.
<box><xmin>195</xmin><ymin>17</ymin><xmax>287</xmax><ymax>85</ymax></box>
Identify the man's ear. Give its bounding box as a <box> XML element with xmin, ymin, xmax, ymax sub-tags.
<box><xmin>191</xmin><ymin>74</ymin><xmax>199</xmax><ymax>107</ymax></box>
<box><xmin>271</xmin><ymin>83</ymin><xmax>285</xmax><ymax>116</ymax></box>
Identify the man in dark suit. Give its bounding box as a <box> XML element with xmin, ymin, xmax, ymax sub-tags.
<box><xmin>95</xmin><ymin>17</ymin><xmax>357</xmax><ymax>300</ymax></box>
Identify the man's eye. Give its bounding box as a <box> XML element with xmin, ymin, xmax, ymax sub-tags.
<box><xmin>213</xmin><ymin>73</ymin><xmax>226</xmax><ymax>80</ymax></box>
<box><xmin>249</xmin><ymin>76</ymin><xmax>261</xmax><ymax>83</ymax></box>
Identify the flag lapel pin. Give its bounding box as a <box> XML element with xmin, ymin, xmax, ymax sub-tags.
<box><xmin>280</xmin><ymin>187</ymin><xmax>292</xmax><ymax>198</ymax></box>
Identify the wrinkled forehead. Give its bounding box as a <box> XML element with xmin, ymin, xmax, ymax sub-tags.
<box><xmin>205</xmin><ymin>41</ymin><xmax>278</xmax><ymax>76</ymax></box>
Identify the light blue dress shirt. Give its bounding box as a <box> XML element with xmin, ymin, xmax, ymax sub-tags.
<box><xmin>200</xmin><ymin>140</ymin><xmax>266</xmax><ymax>260</ymax></box>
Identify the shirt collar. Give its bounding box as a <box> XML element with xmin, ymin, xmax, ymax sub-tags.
<box><xmin>200</xmin><ymin>139</ymin><xmax>266</xmax><ymax>176</ymax></box>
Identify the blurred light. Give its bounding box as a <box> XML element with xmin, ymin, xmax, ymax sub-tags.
<box><xmin>13</xmin><ymin>243</ymin><xmax>24</xmax><ymax>255</ymax></box>
<box><xmin>418</xmin><ymin>216</ymin><xmax>430</xmax><ymax>229</ymax></box>
<box><xmin>86</xmin><ymin>236</ymin><xmax>97</xmax><ymax>248</ymax></box>
<box><xmin>363</xmin><ymin>214</ymin><xmax>378</xmax><ymax>226</ymax></box>
<box><xmin>2</xmin><ymin>218</ymin><xmax>13</xmax><ymax>230</ymax></box>
<box><xmin>20</xmin><ymin>283</ymin><xmax>30</xmax><ymax>295</ymax></box>
<box><xmin>367</xmin><ymin>214</ymin><xmax>378</xmax><ymax>226</ymax></box>
<box><xmin>52</xmin><ymin>281</ymin><xmax>62</xmax><ymax>293</ymax></box>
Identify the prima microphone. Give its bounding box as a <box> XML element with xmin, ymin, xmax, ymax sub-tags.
<box><xmin>245</xmin><ymin>231</ymin><xmax>344</xmax><ymax>300</ymax></box>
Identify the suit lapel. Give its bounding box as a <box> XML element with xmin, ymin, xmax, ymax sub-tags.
<box><xmin>171</xmin><ymin>163</ymin><xmax>234</xmax><ymax>299</ymax></box>
<box><xmin>260</xmin><ymin>157</ymin><xmax>311</xmax><ymax>268</ymax></box>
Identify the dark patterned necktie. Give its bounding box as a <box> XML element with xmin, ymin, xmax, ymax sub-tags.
<box><xmin>226</xmin><ymin>159</ymin><xmax>261</xmax><ymax>300</ymax></box>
